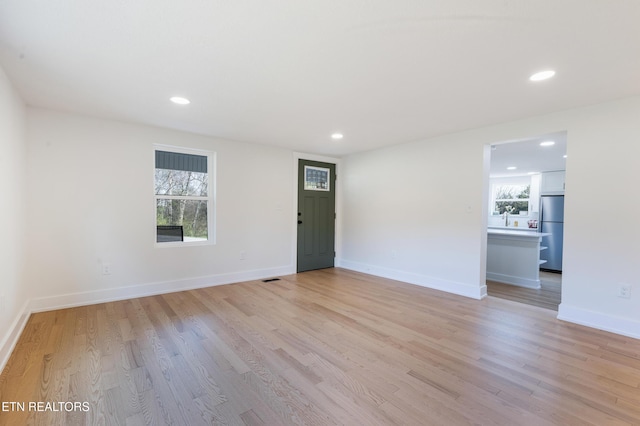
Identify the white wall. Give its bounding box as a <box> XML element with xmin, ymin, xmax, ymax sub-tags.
<box><xmin>0</xmin><ymin>66</ymin><xmax>29</xmax><ymax>367</ymax></box>
<box><xmin>340</xmin><ymin>137</ymin><xmax>489</xmax><ymax>299</ymax></box>
<box><xmin>341</xmin><ymin>96</ymin><xmax>640</xmax><ymax>338</ymax></box>
<box><xmin>24</xmin><ymin>108</ymin><xmax>295</xmax><ymax>309</ymax></box>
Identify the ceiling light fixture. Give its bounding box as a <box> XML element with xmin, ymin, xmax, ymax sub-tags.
<box><xmin>529</xmin><ymin>70</ymin><xmax>556</xmax><ymax>81</ymax></box>
<box><xmin>540</xmin><ymin>140</ymin><xmax>555</xmax><ymax>147</ymax></box>
<box><xmin>331</xmin><ymin>133</ymin><xmax>344</xmax><ymax>140</ymax></box>
<box><xmin>507</xmin><ymin>166</ymin><xmax>517</xmax><ymax>170</ymax></box>
<box><xmin>563</xmin><ymin>154</ymin><xmax>568</xmax><ymax>158</ymax></box>
<box><xmin>170</xmin><ymin>96</ymin><xmax>190</xmax><ymax>105</ymax></box>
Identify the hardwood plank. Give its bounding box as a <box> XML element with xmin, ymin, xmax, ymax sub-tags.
<box><xmin>1</xmin><ymin>268</ymin><xmax>639</xmax><ymax>425</ymax></box>
<box><xmin>487</xmin><ymin>271</ymin><xmax>562</xmax><ymax>310</ymax></box>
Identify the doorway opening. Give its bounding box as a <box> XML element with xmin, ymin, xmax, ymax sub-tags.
<box><xmin>484</xmin><ymin>131</ymin><xmax>567</xmax><ymax>310</ymax></box>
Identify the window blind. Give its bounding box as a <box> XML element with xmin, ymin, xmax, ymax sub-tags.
<box><xmin>155</xmin><ymin>150</ymin><xmax>207</xmax><ymax>173</ymax></box>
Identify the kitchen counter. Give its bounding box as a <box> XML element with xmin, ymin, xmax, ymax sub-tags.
<box><xmin>486</xmin><ymin>229</ymin><xmax>551</xmax><ymax>288</ymax></box>
<box><xmin>488</xmin><ymin>228</ymin><xmax>551</xmax><ymax>238</ymax></box>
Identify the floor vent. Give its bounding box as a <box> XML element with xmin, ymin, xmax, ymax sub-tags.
<box><xmin>262</xmin><ymin>278</ymin><xmax>281</xmax><ymax>283</ymax></box>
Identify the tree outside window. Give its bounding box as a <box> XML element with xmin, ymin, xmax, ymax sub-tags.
<box><xmin>493</xmin><ymin>184</ymin><xmax>530</xmax><ymax>215</ymax></box>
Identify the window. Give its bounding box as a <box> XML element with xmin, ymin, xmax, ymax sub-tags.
<box><xmin>154</xmin><ymin>146</ymin><xmax>214</xmax><ymax>245</ymax></box>
<box><xmin>492</xmin><ymin>184</ymin><xmax>530</xmax><ymax>215</ymax></box>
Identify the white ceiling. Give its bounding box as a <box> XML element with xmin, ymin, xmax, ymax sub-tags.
<box><xmin>489</xmin><ymin>131</ymin><xmax>567</xmax><ymax>178</ymax></box>
<box><xmin>1</xmin><ymin>1</ymin><xmax>639</xmax><ymax>157</ymax></box>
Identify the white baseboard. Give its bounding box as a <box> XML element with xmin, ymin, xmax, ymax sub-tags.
<box><xmin>486</xmin><ymin>272</ymin><xmax>541</xmax><ymax>289</ymax></box>
<box><xmin>1</xmin><ymin>265</ymin><xmax>295</xmax><ymax>373</ymax></box>
<box><xmin>340</xmin><ymin>259</ymin><xmax>486</xmax><ymax>300</ymax></box>
<box><xmin>28</xmin><ymin>265</ymin><xmax>295</xmax><ymax>313</ymax></box>
<box><xmin>0</xmin><ymin>300</ymin><xmax>31</xmax><ymax>375</ymax></box>
<box><xmin>558</xmin><ymin>303</ymin><xmax>640</xmax><ymax>340</ymax></box>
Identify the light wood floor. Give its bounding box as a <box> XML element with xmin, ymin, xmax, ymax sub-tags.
<box><xmin>487</xmin><ymin>271</ymin><xmax>562</xmax><ymax>311</ymax></box>
<box><xmin>1</xmin><ymin>268</ymin><xmax>639</xmax><ymax>425</ymax></box>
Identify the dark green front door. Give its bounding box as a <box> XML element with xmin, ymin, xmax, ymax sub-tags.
<box><xmin>297</xmin><ymin>159</ymin><xmax>336</xmax><ymax>272</ymax></box>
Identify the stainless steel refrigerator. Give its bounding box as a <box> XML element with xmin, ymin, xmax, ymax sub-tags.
<box><xmin>540</xmin><ymin>195</ymin><xmax>564</xmax><ymax>272</ymax></box>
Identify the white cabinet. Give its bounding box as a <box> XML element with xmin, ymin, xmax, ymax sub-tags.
<box><xmin>541</xmin><ymin>171</ymin><xmax>565</xmax><ymax>194</ymax></box>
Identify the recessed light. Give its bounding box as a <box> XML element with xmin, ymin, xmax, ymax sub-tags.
<box><xmin>563</xmin><ymin>154</ymin><xmax>567</xmax><ymax>158</ymax></box>
<box><xmin>170</xmin><ymin>96</ymin><xmax>190</xmax><ymax>105</ymax></box>
<box><xmin>529</xmin><ymin>70</ymin><xmax>556</xmax><ymax>81</ymax></box>
<box><xmin>540</xmin><ymin>140</ymin><xmax>555</xmax><ymax>147</ymax></box>
<box><xmin>507</xmin><ymin>166</ymin><xmax>517</xmax><ymax>170</ymax></box>
<box><xmin>331</xmin><ymin>133</ymin><xmax>344</xmax><ymax>140</ymax></box>
<box><xmin>527</xmin><ymin>172</ymin><xmax>538</xmax><ymax>175</ymax></box>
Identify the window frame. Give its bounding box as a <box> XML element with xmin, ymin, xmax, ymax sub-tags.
<box><xmin>153</xmin><ymin>144</ymin><xmax>216</xmax><ymax>248</ymax></box>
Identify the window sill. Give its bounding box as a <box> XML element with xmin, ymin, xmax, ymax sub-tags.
<box><xmin>155</xmin><ymin>239</ymin><xmax>213</xmax><ymax>248</ymax></box>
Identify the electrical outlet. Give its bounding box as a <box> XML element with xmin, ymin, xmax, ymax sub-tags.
<box><xmin>240</xmin><ymin>251</ymin><xmax>246</xmax><ymax>260</ymax></box>
<box><xmin>618</xmin><ymin>284</ymin><xmax>631</xmax><ymax>299</ymax></box>
<box><xmin>102</xmin><ymin>263</ymin><xmax>112</xmax><ymax>275</ymax></box>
